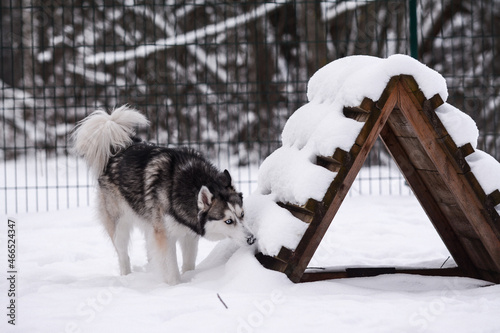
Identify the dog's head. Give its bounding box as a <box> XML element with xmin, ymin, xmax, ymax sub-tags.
<box><xmin>197</xmin><ymin>170</ymin><xmax>256</xmax><ymax>246</ymax></box>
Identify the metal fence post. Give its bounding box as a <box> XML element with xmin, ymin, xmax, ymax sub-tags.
<box><xmin>409</xmin><ymin>0</ymin><xmax>418</xmax><ymax>59</ymax></box>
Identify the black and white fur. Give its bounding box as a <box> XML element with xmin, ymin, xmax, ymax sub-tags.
<box><xmin>73</xmin><ymin>105</ymin><xmax>256</xmax><ymax>285</ymax></box>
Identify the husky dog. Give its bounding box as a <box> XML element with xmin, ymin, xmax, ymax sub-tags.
<box><xmin>73</xmin><ymin>105</ymin><xmax>256</xmax><ymax>285</ymax></box>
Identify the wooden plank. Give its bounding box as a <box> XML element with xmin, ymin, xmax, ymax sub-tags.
<box><xmin>460</xmin><ymin>237</ymin><xmax>499</xmax><ymax>272</ymax></box>
<box><xmin>300</xmin><ymin>267</ymin><xmax>465</xmax><ymax>282</ymax></box>
<box><xmin>395</xmin><ymin>136</ymin><xmax>436</xmax><ymax>171</ymax></box>
<box><xmin>344</xmin><ymin>106</ymin><xmax>370</xmax><ymax>122</ymax></box>
<box><xmin>488</xmin><ymin>190</ymin><xmax>500</xmax><ymax>206</ymax></box>
<box><xmin>396</xmin><ymin>87</ymin><xmax>500</xmax><ymax>275</ymax></box>
<box><xmin>255</xmin><ymin>253</ymin><xmax>288</xmax><ymax>273</ymax></box>
<box><xmin>463</xmin><ymin>171</ymin><xmax>488</xmax><ymax>202</ymax></box>
<box><xmin>316</xmin><ymin>148</ymin><xmax>350</xmax><ymax>173</ymax></box>
<box><xmin>377</xmin><ymin>76</ymin><xmax>401</xmax><ymax>109</ymax></box>
<box><xmin>277</xmin><ymin>202</ymin><xmax>315</xmax><ymax>224</ymax></box>
<box><xmin>437</xmin><ymin>201</ymin><xmax>479</xmax><ymax>240</ymax></box>
<box><xmin>459</xmin><ymin>143</ymin><xmax>475</xmax><ymax>158</ymax></box>
<box><xmin>319</xmin><ymin>162</ymin><xmax>351</xmax><ymax>209</ymax></box>
<box><xmin>439</xmin><ymin>136</ymin><xmax>473</xmax><ymax>174</ymax></box>
<box><xmin>316</xmin><ymin>155</ymin><xmax>342</xmax><ymax>172</ymax></box>
<box><xmin>319</xmin><ymin>147</ymin><xmax>358</xmax><ymax>209</ymax></box>
<box><xmin>400</xmin><ymin>75</ymin><xmax>421</xmax><ymax>92</ymax></box>
<box><xmin>354</xmin><ymin>104</ymin><xmax>382</xmax><ymax>146</ymax></box>
<box><xmin>421</xmin><ymin>96</ymin><xmax>448</xmax><ymax>138</ymax></box>
<box><xmin>400</xmin><ymin>75</ymin><xmax>426</xmax><ymax>107</ymax></box>
<box><xmin>380</xmin><ymin>124</ymin><xmax>481</xmax><ymax>279</ymax></box>
<box><xmin>343</xmin><ymin>98</ymin><xmax>376</xmax><ymax>122</ymax></box>
<box><xmin>303</xmin><ymin>198</ymin><xmax>321</xmax><ymax>215</ymax></box>
<box><xmin>486</xmin><ymin>190</ymin><xmax>500</xmax><ymax>217</ymax></box>
<box><xmin>475</xmin><ymin>269</ymin><xmax>500</xmax><ymax>284</ymax></box>
<box><xmin>276</xmin><ymin>247</ymin><xmax>294</xmax><ymax>262</ymax></box>
<box><xmin>332</xmin><ymin>147</ymin><xmax>351</xmax><ymax>165</ymax></box>
<box><xmin>416</xmin><ymin>170</ymin><xmax>457</xmax><ymax>205</ymax></box>
<box><xmin>387</xmin><ymin>107</ymin><xmax>417</xmax><ymax>137</ymax></box>
<box><xmin>427</xmin><ymin>93</ymin><xmax>445</xmax><ymax>110</ymax></box>
<box><xmin>461</xmin><ymin>172</ymin><xmax>500</xmax><ymax>230</ymax></box>
<box><xmin>284</xmin><ymin>83</ymin><xmax>401</xmax><ymax>283</ymax></box>
<box><xmin>359</xmin><ymin>97</ymin><xmax>376</xmax><ymax>112</ymax></box>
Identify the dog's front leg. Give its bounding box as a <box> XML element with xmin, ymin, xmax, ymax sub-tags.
<box><xmin>180</xmin><ymin>233</ymin><xmax>199</xmax><ymax>273</ymax></box>
<box><xmin>164</xmin><ymin>234</ymin><xmax>181</xmax><ymax>285</ymax></box>
<box><xmin>153</xmin><ymin>226</ymin><xmax>181</xmax><ymax>285</ymax></box>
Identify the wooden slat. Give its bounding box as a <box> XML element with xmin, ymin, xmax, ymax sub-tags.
<box><xmin>437</xmin><ymin>201</ymin><xmax>479</xmax><ymax>239</ymax></box>
<box><xmin>421</xmin><ymin>95</ymin><xmax>448</xmax><ymax>138</ymax></box>
<box><xmin>427</xmin><ymin>93</ymin><xmax>445</xmax><ymax>110</ymax></box>
<box><xmin>316</xmin><ymin>148</ymin><xmax>350</xmax><ymax>173</ymax></box>
<box><xmin>400</xmin><ymin>75</ymin><xmax>426</xmax><ymax>107</ymax></box>
<box><xmin>300</xmin><ymin>267</ymin><xmax>465</xmax><ymax>282</ymax></box>
<box><xmin>395</xmin><ymin>136</ymin><xmax>436</xmax><ymax>171</ymax></box>
<box><xmin>387</xmin><ymin>107</ymin><xmax>417</xmax><ymax>137</ymax></box>
<box><xmin>474</xmin><ymin>269</ymin><xmax>500</xmax><ymax>284</ymax></box>
<box><xmin>359</xmin><ymin>97</ymin><xmax>376</xmax><ymax>112</ymax></box>
<box><xmin>343</xmin><ymin>106</ymin><xmax>370</xmax><ymax>122</ymax></box>
<box><xmin>377</xmin><ymin>76</ymin><xmax>400</xmax><ymax>109</ymax></box>
<box><xmin>459</xmin><ymin>143</ymin><xmax>475</xmax><ymax>158</ymax></box>
<box><xmin>463</xmin><ymin>171</ymin><xmax>488</xmax><ymax>202</ymax></box>
<box><xmin>255</xmin><ymin>253</ymin><xmax>288</xmax><ymax>273</ymax></box>
<box><xmin>439</xmin><ymin>136</ymin><xmax>473</xmax><ymax>174</ymax></box>
<box><xmin>400</xmin><ymin>74</ymin><xmax>421</xmax><ymax>92</ymax></box>
<box><xmin>316</xmin><ymin>155</ymin><xmax>342</xmax><ymax>172</ymax></box>
<box><xmin>416</xmin><ymin>169</ymin><xmax>457</xmax><ymax>205</ymax></box>
<box><xmin>460</xmin><ymin>237</ymin><xmax>499</xmax><ymax>272</ymax></box>
<box><xmin>343</xmin><ymin>98</ymin><xmax>376</xmax><ymax>122</ymax></box>
<box><xmin>486</xmin><ymin>190</ymin><xmax>500</xmax><ymax>213</ymax></box>
<box><xmin>277</xmin><ymin>202</ymin><xmax>315</xmax><ymax>224</ymax></box>
<box><xmin>276</xmin><ymin>247</ymin><xmax>294</xmax><ymax>262</ymax></box>
<box><xmin>485</xmin><ymin>192</ymin><xmax>500</xmax><ymax>222</ymax></box>
<box><xmin>323</xmin><ymin>146</ymin><xmax>359</xmax><ymax>204</ymax></box>
<box><xmin>303</xmin><ymin>198</ymin><xmax>321</xmax><ymax>215</ymax></box>
<box><xmin>353</xmin><ymin>103</ymin><xmax>382</xmax><ymax>147</ymax></box>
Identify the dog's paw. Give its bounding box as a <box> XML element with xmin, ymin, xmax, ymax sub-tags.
<box><xmin>119</xmin><ymin>263</ymin><xmax>132</xmax><ymax>276</ymax></box>
<box><xmin>165</xmin><ymin>276</ymin><xmax>180</xmax><ymax>286</ymax></box>
<box><xmin>163</xmin><ymin>270</ymin><xmax>181</xmax><ymax>285</ymax></box>
<box><xmin>181</xmin><ymin>264</ymin><xmax>195</xmax><ymax>274</ymax></box>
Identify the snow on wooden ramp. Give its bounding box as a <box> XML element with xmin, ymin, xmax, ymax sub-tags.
<box><xmin>250</xmin><ymin>55</ymin><xmax>500</xmax><ymax>283</ymax></box>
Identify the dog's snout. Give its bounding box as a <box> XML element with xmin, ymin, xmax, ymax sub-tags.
<box><xmin>246</xmin><ymin>235</ymin><xmax>256</xmax><ymax>245</ymax></box>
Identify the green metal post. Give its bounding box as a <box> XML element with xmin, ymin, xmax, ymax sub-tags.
<box><xmin>409</xmin><ymin>0</ymin><xmax>418</xmax><ymax>59</ymax></box>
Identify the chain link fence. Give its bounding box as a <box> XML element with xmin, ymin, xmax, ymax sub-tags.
<box><xmin>1</xmin><ymin>0</ymin><xmax>499</xmax><ymax>213</ymax></box>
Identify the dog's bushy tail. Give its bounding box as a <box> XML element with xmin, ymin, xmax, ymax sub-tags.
<box><xmin>72</xmin><ymin>105</ymin><xmax>149</xmax><ymax>177</ymax></box>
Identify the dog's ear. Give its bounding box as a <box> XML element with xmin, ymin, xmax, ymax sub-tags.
<box><xmin>222</xmin><ymin>169</ymin><xmax>233</xmax><ymax>188</ymax></box>
<box><xmin>197</xmin><ymin>186</ymin><xmax>213</xmax><ymax>211</ymax></box>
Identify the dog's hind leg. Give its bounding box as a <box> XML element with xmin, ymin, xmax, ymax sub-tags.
<box><xmin>180</xmin><ymin>233</ymin><xmax>199</xmax><ymax>273</ymax></box>
<box><xmin>113</xmin><ymin>218</ymin><xmax>132</xmax><ymax>275</ymax></box>
<box><xmin>98</xmin><ymin>192</ymin><xmax>132</xmax><ymax>275</ymax></box>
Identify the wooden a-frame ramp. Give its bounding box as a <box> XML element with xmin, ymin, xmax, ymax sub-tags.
<box><xmin>256</xmin><ymin>75</ymin><xmax>500</xmax><ymax>284</ymax></box>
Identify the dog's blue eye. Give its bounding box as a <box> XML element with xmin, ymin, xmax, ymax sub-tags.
<box><xmin>225</xmin><ymin>219</ymin><xmax>234</xmax><ymax>225</ymax></box>
<box><xmin>240</xmin><ymin>212</ymin><xmax>244</xmax><ymax>218</ymax></box>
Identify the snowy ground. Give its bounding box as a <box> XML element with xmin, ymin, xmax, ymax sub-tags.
<box><xmin>2</xmin><ymin>193</ymin><xmax>500</xmax><ymax>333</ymax></box>
<box><xmin>3</xmin><ymin>54</ymin><xmax>500</xmax><ymax>332</ymax></box>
